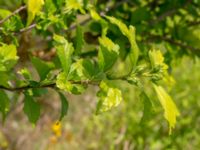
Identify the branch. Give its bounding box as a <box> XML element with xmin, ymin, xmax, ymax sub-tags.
<box><xmin>144</xmin><ymin>34</ymin><xmax>200</xmax><ymax>56</ymax></box>
<box><xmin>149</xmin><ymin>0</ymin><xmax>192</xmax><ymax>25</ymax></box>
<box><xmin>0</xmin><ymin>79</ymin><xmax>101</xmax><ymax>92</ymax></box>
<box><xmin>0</xmin><ymin>5</ymin><xmax>26</xmax><ymax>25</ymax></box>
<box><xmin>19</xmin><ymin>23</ymin><xmax>36</xmax><ymax>33</ymax></box>
<box><xmin>0</xmin><ymin>82</ymin><xmax>56</xmax><ymax>92</ymax></box>
<box><xmin>16</xmin><ymin>0</ymin><xmax>129</xmax><ymax>34</ymax></box>
<box><xmin>188</xmin><ymin>20</ymin><xmax>200</xmax><ymax>26</ymax></box>
<box><xmin>0</xmin><ymin>70</ymin><xmax>131</xmax><ymax>92</ymax></box>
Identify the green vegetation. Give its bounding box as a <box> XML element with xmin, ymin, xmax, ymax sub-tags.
<box><xmin>0</xmin><ymin>0</ymin><xmax>199</xmax><ymax>149</ymax></box>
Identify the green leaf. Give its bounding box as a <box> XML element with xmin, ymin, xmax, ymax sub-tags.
<box><xmin>27</xmin><ymin>0</ymin><xmax>45</xmax><ymax>26</ymax></box>
<box><xmin>0</xmin><ymin>9</ymin><xmax>11</xmax><ymax>19</ymax></box>
<box><xmin>53</xmin><ymin>34</ymin><xmax>74</xmax><ymax>76</ymax></box>
<box><xmin>18</xmin><ymin>68</ymin><xmax>32</xmax><ymax>80</ymax></box>
<box><xmin>140</xmin><ymin>91</ymin><xmax>154</xmax><ymax>125</ymax></box>
<box><xmin>105</xmin><ymin>16</ymin><xmax>139</xmax><ymax>67</ymax></box>
<box><xmin>149</xmin><ymin>49</ymin><xmax>168</xmax><ymax>69</ymax></box>
<box><xmin>23</xmin><ymin>91</ymin><xmax>41</xmax><ymax>124</ymax></box>
<box><xmin>32</xmin><ymin>89</ymin><xmax>48</xmax><ymax>97</ymax></box>
<box><xmin>90</xmin><ymin>9</ymin><xmax>101</xmax><ymax>21</ymax></box>
<box><xmin>0</xmin><ymin>90</ymin><xmax>10</xmax><ymax>120</ymax></box>
<box><xmin>68</xmin><ymin>59</ymin><xmax>95</xmax><ymax>80</ymax></box>
<box><xmin>75</xmin><ymin>25</ymin><xmax>84</xmax><ymax>55</ymax></box>
<box><xmin>0</xmin><ymin>44</ymin><xmax>18</xmax><ymax>71</ymax></box>
<box><xmin>98</xmin><ymin>36</ymin><xmax>119</xmax><ymax>71</ymax></box>
<box><xmin>56</xmin><ymin>72</ymin><xmax>86</xmax><ymax>94</ymax></box>
<box><xmin>64</xmin><ymin>0</ymin><xmax>85</xmax><ymax>14</ymax></box>
<box><xmin>44</xmin><ymin>0</ymin><xmax>57</xmax><ymax>14</ymax></box>
<box><xmin>31</xmin><ymin>57</ymin><xmax>54</xmax><ymax>81</ymax></box>
<box><xmin>0</xmin><ymin>73</ymin><xmax>9</xmax><ymax>87</ymax></box>
<box><xmin>58</xmin><ymin>92</ymin><xmax>69</xmax><ymax>121</ymax></box>
<box><xmin>153</xmin><ymin>84</ymin><xmax>180</xmax><ymax>134</ymax></box>
<box><xmin>0</xmin><ymin>9</ymin><xmax>23</xmax><ymax>31</ymax></box>
<box><xmin>96</xmin><ymin>81</ymin><xmax>122</xmax><ymax>114</ymax></box>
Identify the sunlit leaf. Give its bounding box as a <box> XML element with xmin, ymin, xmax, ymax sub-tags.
<box><xmin>96</xmin><ymin>81</ymin><xmax>122</xmax><ymax>114</ymax></box>
<box><xmin>98</xmin><ymin>36</ymin><xmax>119</xmax><ymax>71</ymax></box>
<box><xmin>0</xmin><ymin>44</ymin><xmax>18</xmax><ymax>71</ymax></box>
<box><xmin>18</xmin><ymin>68</ymin><xmax>32</xmax><ymax>80</ymax></box>
<box><xmin>27</xmin><ymin>0</ymin><xmax>44</xmax><ymax>26</ymax></box>
<box><xmin>64</xmin><ymin>0</ymin><xmax>85</xmax><ymax>14</ymax></box>
<box><xmin>149</xmin><ymin>49</ymin><xmax>168</xmax><ymax>69</ymax></box>
<box><xmin>68</xmin><ymin>59</ymin><xmax>95</xmax><ymax>80</ymax></box>
<box><xmin>153</xmin><ymin>84</ymin><xmax>180</xmax><ymax>134</ymax></box>
<box><xmin>56</xmin><ymin>72</ymin><xmax>86</xmax><ymax>94</ymax></box>
<box><xmin>106</xmin><ymin>16</ymin><xmax>139</xmax><ymax>67</ymax></box>
<box><xmin>90</xmin><ymin>9</ymin><xmax>101</xmax><ymax>21</ymax></box>
<box><xmin>53</xmin><ymin>34</ymin><xmax>74</xmax><ymax>76</ymax></box>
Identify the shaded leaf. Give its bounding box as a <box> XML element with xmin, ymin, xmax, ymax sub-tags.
<box><xmin>31</xmin><ymin>57</ymin><xmax>54</xmax><ymax>81</ymax></box>
<box><xmin>0</xmin><ymin>73</ymin><xmax>9</xmax><ymax>87</ymax></box>
<box><xmin>140</xmin><ymin>91</ymin><xmax>154</xmax><ymax>125</ymax></box>
<box><xmin>23</xmin><ymin>91</ymin><xmax>40</xmax><ymax>124</ymax></box>
<box><xmin>58</xmin><ymin>92</ymin><xmax>69</xmax><ymax>121</ymax></box>
<box><xmin>75</xmin><ymin>25</ymin><xmax>84</xmax><ymax>55</ymax></box>
<box><xmin>0</xmin><ymin>91</ymin><xmax>10</xmax><ymax>120</ymax></box>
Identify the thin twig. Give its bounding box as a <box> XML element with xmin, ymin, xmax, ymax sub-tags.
<box><xmin>0</xmin><ymin>5</ymin><xmax>26</xmax><ymax>25</ymax></box>
<box><xmin>149</xmin><ymin>0</ymin><xmax>192</xmax><ymax>25</ymax></box>
<box><xmin>144</xmin><ymin>34</ymin><xmax>200</xmax><ymax>56</ymax></box>
<box><xmin>188</xmin><ymin>20</ymin><xmax>200</xmax><ymax>26</ymax></box>
<box><xmin>17</xmin><ymin>0</ymin><xmax>129</xmax><ymax>34</ymax></box>
<box><xmin>19</xmin><ymin>23</ymin><xmax>37</xmax><ymax>33</ymax></box>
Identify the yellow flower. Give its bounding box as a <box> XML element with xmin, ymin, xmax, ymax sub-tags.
<box><xmin>51</xmin><ymin>121</ymin><xmax>62</xmax><ymax>137</ymax></box>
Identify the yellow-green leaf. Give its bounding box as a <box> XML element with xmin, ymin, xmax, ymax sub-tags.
<box><xmin>27</xmin><ymin>0</ymin><xmax>44</xmax><ymax>26</ymax></box>
<box><xmin>90</xmin><ymin>9</ymin><xmax>101</xmax><ymax>21</ymax></box>
<box><xmin>56</xmin><ymin>72</ymin><xmax>86</xmax><ymax>94</ymax></box>
<box><xmin>53</xmin><ymin>34</ymin><xmax>74</xmax><ymax>76</ymax></box>
<box><xmin>96</xmin><ymin>81</ymin><xmax>122</xmax><ymax>114</ymax></box>
<box><xmin>149</xmin><ymin>49</ymin><xmax>168</xmax><ymax>69</ymax></box>
<box><xmin>153</xmin><ymin>84</ymin><xmax>180</xmax><ymax>134</ymax></box>
<box><xmin>64</xmin><ymin>0</ymin><xmax>85</xmax><ymax>14</ymax></box>
<box><xmin>0</xmin><ymin>44</ymin><xmax>18</xmax><ymax>71</ymax></box>
<box><xmin>105</xmin><ymin>16</ymin><xmax>139</xmax><ymax>67</ymax></box>
<box><xmin>98</xmin><ymin>36</ymin><xmax>119</xmax><ymax>71</ymax></box>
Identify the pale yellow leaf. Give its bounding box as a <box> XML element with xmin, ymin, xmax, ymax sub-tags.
<box><xmin>153</xmin><ymin>84</ymin><xmax>180</xmax><ymax>134</ymax></box>
<box><xmin>27</xmin><ymin>0</ymin><xmax>44</xmax><ymax>25</ymax></box>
